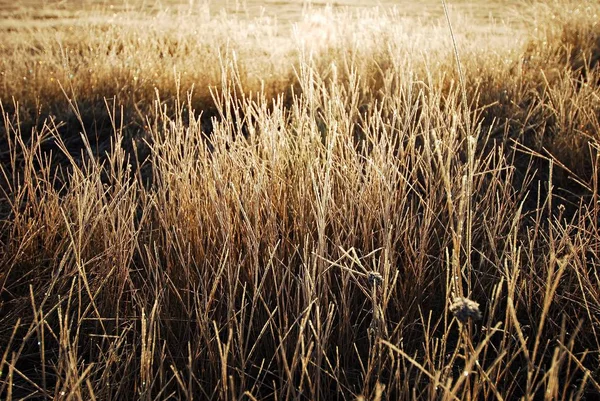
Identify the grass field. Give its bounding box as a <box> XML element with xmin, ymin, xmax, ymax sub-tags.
<box><xmin>1</xmin><ymin>1</ymin><xmax>600</xmax><ymax>400</ymax></box>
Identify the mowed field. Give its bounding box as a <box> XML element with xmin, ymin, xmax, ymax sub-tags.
<box><xmin>1</xmin><ymin>1</ymin><xmax>600</xmax><ymax>400</ymax></box>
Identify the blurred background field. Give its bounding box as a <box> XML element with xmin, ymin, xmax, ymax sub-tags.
<box><xmin>0</xmin><ymin>0</ymin><xmax>525</xmax><ymax>25</ymax></box>
<box><xmin>0</xmin><ymin>0</ymin><xmax>530</xmax><ymax>137</ymax></box>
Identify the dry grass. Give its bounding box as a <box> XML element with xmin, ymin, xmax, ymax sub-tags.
<box><xmin>1</xmin><ymin>1</ymin><xmax>600</xmax><ymax>400</ymax></box>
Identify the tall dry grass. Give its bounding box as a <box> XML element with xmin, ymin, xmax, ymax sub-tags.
<box><xmin>1</xmin><ymin>1</ymin><xmax>600</xmax><ymax>400</ymax></box>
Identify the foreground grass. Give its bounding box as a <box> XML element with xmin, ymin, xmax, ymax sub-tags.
<box><xmin>1</xmin><ymin>1</ymin><xmax>600</xmax><ymax>400</ymax></box>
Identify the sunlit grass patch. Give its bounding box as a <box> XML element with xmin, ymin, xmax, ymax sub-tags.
<box><xmin>1</xmin><ymin>1</ymin><xmax>600</xmax><ymax>400</ymax></box>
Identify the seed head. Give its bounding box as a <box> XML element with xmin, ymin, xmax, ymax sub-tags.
<box><xmin>368</xmin><ymin>271</ymin><xmax>383</xmax><ymax>287</ymax></box>
<box><xmin>449</xmin><ymin>296</ymin><xmax>482</xmax><ymax>323</ymax></box>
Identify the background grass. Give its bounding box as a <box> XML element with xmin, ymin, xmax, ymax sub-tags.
<box><xmin>1</xmin><ymin>1</ymin><xmax>600</xmax><ymax>400</ymax></box>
